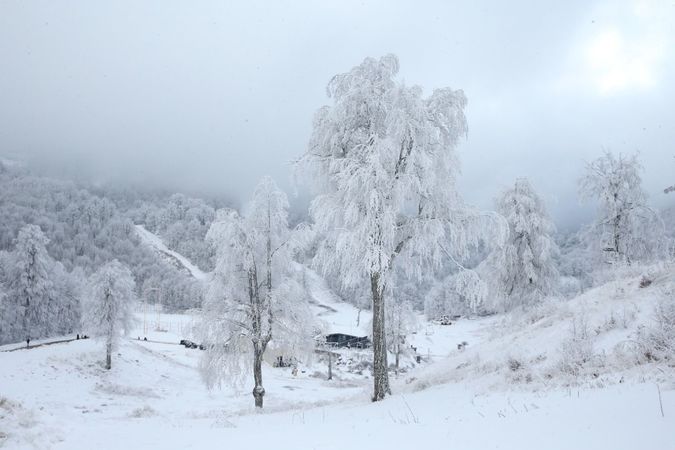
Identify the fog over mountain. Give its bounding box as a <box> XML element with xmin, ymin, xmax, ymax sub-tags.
<box><xmin>1</xmin><ymin>0</ymin><xmax>673</xmax><ymax>229</ymax></box>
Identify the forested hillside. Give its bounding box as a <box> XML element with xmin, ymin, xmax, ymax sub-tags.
<box><xmin>0</xmin><ymin>163</ymin><xmax>206</xmax><ymax>344</ymax></box>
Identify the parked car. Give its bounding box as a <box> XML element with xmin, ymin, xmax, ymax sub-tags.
<box><xmin>180</xmin><ymin>339</ymin><xmax>199</xmax><ymax>349</ymax></box>
<box><xmin>438</xmin><ymin>315</ymin><xmax>453</xmax><ymax>325</ymax></box>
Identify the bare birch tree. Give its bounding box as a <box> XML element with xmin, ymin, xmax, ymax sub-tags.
<box><xmin>85</xmin><ymin>260</ymin><xmax>135</xmax><ymax>370</ymax></box>
<box><xmin>580</xmin><ymin>151</ymin><xmax>665</xmax><ymax>264</ymax></box>
<box><xmin>201</xmin><ymin>177</ymin><xmax>313</xmax><ymax>408</ymax></box>
<box><xmin>297</xmin><ymin>54</ymin><xmax>477</xmax><ymax>401</ymax></box>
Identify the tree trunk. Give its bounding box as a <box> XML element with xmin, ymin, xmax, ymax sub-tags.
<box><xmin>613</xmin><ymin>214</ymin><xmax>621</xmax><ymax>260</ymax></box>
<box><xmin>328</xmin><ymin>351</ymin><xmax>333</xmax><ymax>380</ymax></box>
<box><xmin>105</xmin><ymin>340</ymin><xmax>112</xmax><ymax>370</ymax></box>
<box><xmin>371</xmin><ymin>272</ymin><xmax>390</xmax><ymax>401</ymax></box>
<box><xmin>252</xmin><ymin>343</ymin><xmax>265</xmax><ymax>408</ymax></box>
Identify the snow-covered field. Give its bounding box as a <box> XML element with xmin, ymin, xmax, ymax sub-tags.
<box><xmin>2</xmin><ymin>265</ymin><xmax>674</xmax><ymax>449</ymax></box>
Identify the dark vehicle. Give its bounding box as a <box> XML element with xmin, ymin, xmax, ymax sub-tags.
<box><xmin>438</xmin><ymin>315</ymin><xmax>457</xmax><ymax>325</ymax></box>
<box><xmin>325</xmin><ymin>333</ymin><xmax>371</xmax><ymax>349</ymax></box>
<box><xmin>180</xmin><ymin>339</ymin><xmax>199</xmax><ymax>349</ymax></box>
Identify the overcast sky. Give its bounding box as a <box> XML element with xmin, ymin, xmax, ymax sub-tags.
<box><xmin>0</xmin><ymin>0</ymin><xmax>673</xmax><ymax>229</ymax></box>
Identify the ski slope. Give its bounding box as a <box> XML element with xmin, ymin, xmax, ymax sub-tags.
<box><xmin>134</xmin><ymin>225</ymin><xmax>210</xmax><ymax>282</ymax></box>
<box><xmin>302</xmin><ymin>264</ymin><xmax>371</xmax><ymax>336</ymax></box>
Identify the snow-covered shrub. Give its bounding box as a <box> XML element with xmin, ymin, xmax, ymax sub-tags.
<box><xmin>128</xmin><ymin>405</ymin><xmax>157</xmax><ymax>418</ymax></box>
<box><xmin>506</xmin><ymin>356</ymin><xmax>524</xmax><ymax>372</ymax></box>
<box><xmin>558</xmin><ymin>317</ymin><xmax>595</xmax><ymax>376</ymax></box>
<box><xmin>595</xmin><ymin>312</ymin><xmax>619</xmax><ymax>335</ymax></box>
<box><xmin>504</xmin><ymin>355</ymin><xmax>537</xmax><ymax>384</ymax></box>
<box><xmin>638</xmin><ymin>298</ymin><xmax>675</xmax><ymax>362</ymax></box>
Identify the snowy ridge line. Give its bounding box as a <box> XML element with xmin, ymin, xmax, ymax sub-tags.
<box><xmin>134</xmin><ymin>224</ymin><xmax>210</xmax><ymax>281</ymax></box>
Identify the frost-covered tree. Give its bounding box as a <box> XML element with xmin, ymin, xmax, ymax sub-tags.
<box><xmin>298</xmin><ymin>54</ymin><xmax>478</xmax><ymax>401</ymax></box>
<box><xmin>201</xmin><ymin>177</ymin><xmax>312</xmax><ymax>408</ymax></box>
<box><xmin>556</xmin><ymin>230</ymin><xmax>594</xmax><ymax>296</ymax></box>
<box><xmin>488</xmin><ymin>178</ymin><xmax>559</xmax><ymax>308</ymax></box>
<box><xmin>0</xmin><ymin>263</ymin><xmax>8</xmax><ymax>343</ymax></box>
<box><xmin>384</xmin><ymin>299</ymin><xmax>418</xmax><ymax>372</ymax></box>
<box><xmin>85</xmin><ymin>260</ymin><xmax>136</xmax><ymax>369</ymax></box>
<box><xmin>0</xmin><ymin>226</ymin><xmax>82</xmax><ymax>345</ymax></box>
<box><xmin>580</xmin><ymin>151</ymin><xmax>664</xmax><ymax>263</ymax></box>
<box><xmin>7</xmin><ymin>225</ymin><xmax>56</xmax><ymax>343</ymax></box>
<box><xmin>426</xmin><ymin>269</ymin><xmax>489</xmax><ymax>318</ymax></box>
<box><xmin>51</xmin><ymin>265</ymin><xmax>83</xmax><ymax>336</ymax></box>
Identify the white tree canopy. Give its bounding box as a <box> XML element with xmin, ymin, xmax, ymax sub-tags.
<box><xmin>301</xmin><ymin>54</ymin><xmax>472</xmax><ymax>290</ymax></box>
<box><xmin>426</xmin><ymin>269</ymin><xmax>490</xmax><ymax>318</ymax></box>
<box><xmin>297</xmin><ymin>54</ymin><xmax>501</xmax><ymax>401</ymax></box>
<box><xmin>487</xmin><ymin>178</ymin><xmax>559</xmax><ymax>308</ymax></box>
<box><xmin>5</xmin><ymin>225</ymin><xmax>64</xmax><ymax>343</ymax></box>
<box><xmin>200</xmin><ymin>176</ymin><xmax>313</xmax><ymax>407</ymax></box>
<box><xmin>579</xmin><ymin>151</ymin><xmax>666</xmax><ymax>264</ymax></box>
<box><xmin>84</xmin><ymin>260</ymin><xmax>136</xmax><ymax>369</ymax></box>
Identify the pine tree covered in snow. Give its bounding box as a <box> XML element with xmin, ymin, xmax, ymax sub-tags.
<box><xmin>298</xmin><ymin>54</ymin><xmax>487</xmax><ymax>401</ymax></box>
<box><xmin>6</xmin><ymin>225</ymin><xmax>57</xmax><ymax>343</ymax></box>
<box><xmin>488</xmin><ymin>178</ymin><xmax>559</xmax><ymax>308</ymax></box>
<box><xmin>200</xmin><ymin>177</ymin><xmax>313</xmax><ymax>408</ymax></box>
<box><xmin>0</xmin><ymin>225</ymin><xmax>83</xmax><ymax>345</ymax></box>
<box><xmin>579</xmin><ymin>151</ymin><xmax>666</xmax><ymax>264</ymax></box>
<box><xmin>84</xmin><ymin>260</ymin><xmax>136</xmax><ymax>369</ymax></box>
<box><xmin>0</xmin><ymin>252</ymin><xmax>9</xmax><ymax>343</ymax></box>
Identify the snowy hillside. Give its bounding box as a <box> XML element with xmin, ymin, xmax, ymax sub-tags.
<box><xmin>1</xmin><ymin>334</ymin><xmax>673</xmax><ymax>450</ymax></box>
<box><xmin>2</xmin><ymin>265</ymin><xmax>674</xmax><ymax>449</ymax></box>
<box><xmin>410</xmin><ymin>264</ymin><xmax>675</xmax><ymax>393</ymax></box>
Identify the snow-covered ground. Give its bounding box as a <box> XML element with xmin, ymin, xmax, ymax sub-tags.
<box><xmin>2</xmin><ymin>253</ymin><xmax>674</xmax><ymax>449</ymax></box>
<box><xmin>1</xmin><ymin>329</ymin><xmax>673</xmax><ymax>450</ymax></box>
